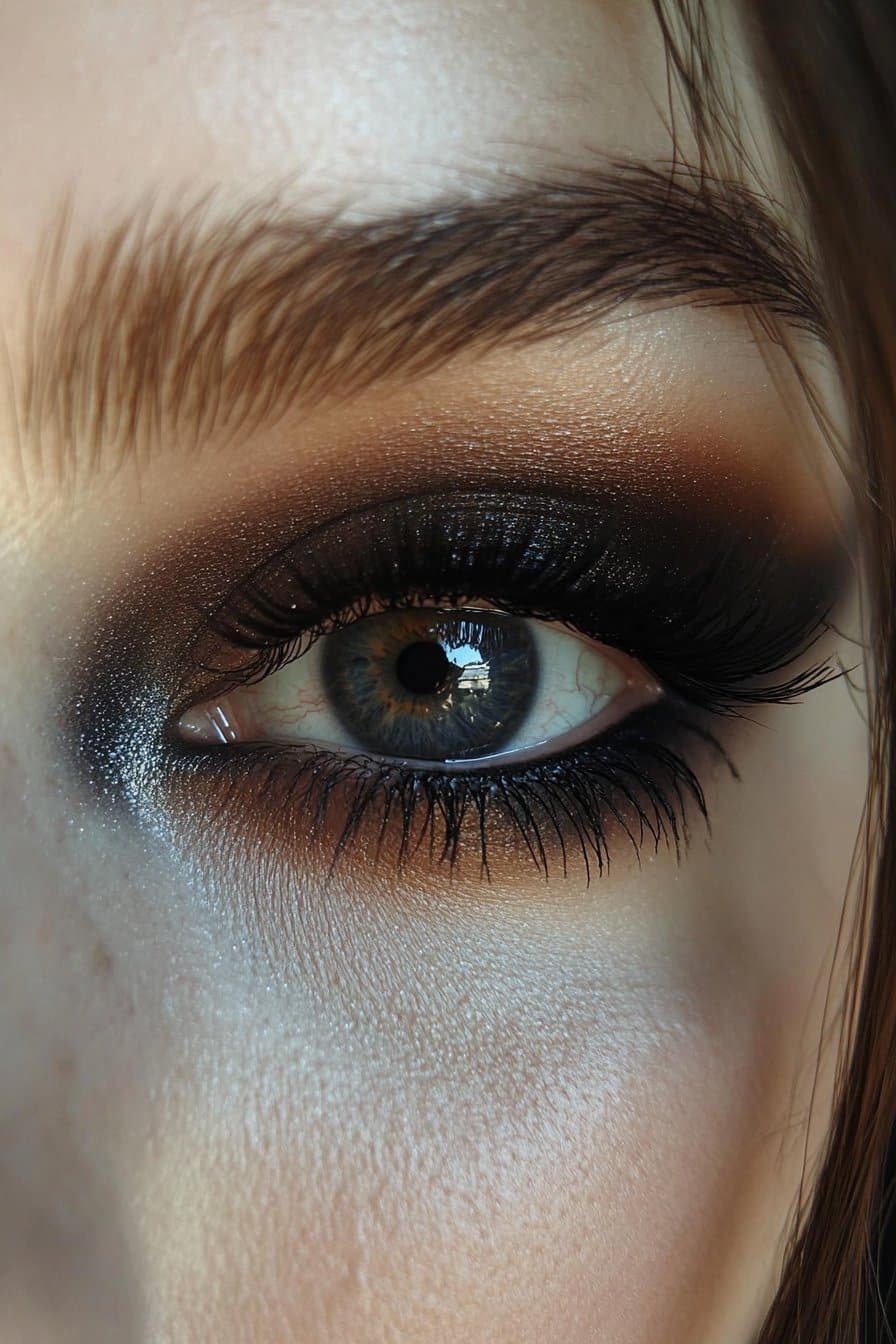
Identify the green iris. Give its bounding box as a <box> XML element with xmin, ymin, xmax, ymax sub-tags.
<box><xmin>322</xmin><ymin>608</ymin><xmax>539</xmax><ymax>762</ymax></box>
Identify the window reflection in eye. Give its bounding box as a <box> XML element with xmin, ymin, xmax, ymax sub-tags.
<box><xmin>178</xmin><ymin>606</ymin><xmax>659</xmax><ymax>768</ymax></box>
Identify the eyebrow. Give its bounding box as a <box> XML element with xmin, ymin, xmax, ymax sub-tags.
<box><xmin>19</xmin><ymin>160</ymin><xmax>824</xmax><ymax>485</ymax></box>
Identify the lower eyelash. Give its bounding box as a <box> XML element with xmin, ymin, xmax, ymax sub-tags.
<box><xmin>172</xmin><ymin>700</ymin><xmax>733</xmax><ymax>884</ymax></box>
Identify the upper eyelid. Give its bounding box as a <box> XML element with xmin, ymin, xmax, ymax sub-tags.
<box><xmin>192</xmin><ymin>490</ymin><xmax>845</xmax><ymax>708</ymax></box>
<box><xmin>21</xmin><ymin>160</ymin><xmax>822</xmax><ymax>491</ymax></box>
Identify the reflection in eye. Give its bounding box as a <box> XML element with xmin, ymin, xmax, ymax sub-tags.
<box><xmin>178</xmin><ymin>607</ymin><xmax>658</xmax><ymax>768</ymax></box>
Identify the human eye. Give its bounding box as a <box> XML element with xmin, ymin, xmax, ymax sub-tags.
<box><xmin>178</xmin><ymin>600</ymin><xmax>657</xmax><ymax>766</ymax></box>
<box><xmin>123</xmin><ymin>486</ymin><xmax>847</xmax><ymax>884</ymax></box>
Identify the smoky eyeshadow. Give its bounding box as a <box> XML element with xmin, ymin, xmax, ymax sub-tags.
<box><xmin>65</xmin><ymin>474</ymin><xmax>851</xmax><ymax>833</ymax></box>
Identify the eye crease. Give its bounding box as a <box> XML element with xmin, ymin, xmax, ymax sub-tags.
<box><xmin>178</xmin><ymin>606</ymin><xmax>657</xmax><ymax>768</ymax></box>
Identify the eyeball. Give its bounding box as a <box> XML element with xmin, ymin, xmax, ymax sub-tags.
<box><xmin>178</xmin><ymin>606</ymin><xmax>661</xmax><ymax>769</ymax></box>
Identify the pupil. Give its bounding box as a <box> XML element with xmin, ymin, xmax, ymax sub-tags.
<box><xmin>395</xmin><ymin>640</ymin><xmax>452</xmax><ymax>696</ymax></box>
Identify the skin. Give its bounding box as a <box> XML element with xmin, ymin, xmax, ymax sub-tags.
<box><xmin>0</xmin><ymin>3</ymin><xmax>870</xmax><ymax>1342</ymax></box>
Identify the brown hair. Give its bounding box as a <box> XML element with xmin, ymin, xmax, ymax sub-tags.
<box><xmin>658</xmin><ymin>2</ymin><xmax>896</xmax><ymax>1339</ymax></box>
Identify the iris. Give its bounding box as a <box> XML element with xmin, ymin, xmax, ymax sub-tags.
<box><xmin>322</xmin><ymin>609</ymin><xmax>538</xmax><ymax>761</ymax></box>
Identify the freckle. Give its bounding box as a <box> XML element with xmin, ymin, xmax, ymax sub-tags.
<box><xmin>92</xmin><ymin>939</ymin><xmax>113</xmax><ymax>978</ymax></box>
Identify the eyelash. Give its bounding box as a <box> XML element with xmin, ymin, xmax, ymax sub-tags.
<box><xmin>165</xmin><ymin>490</ymin><xmax>841</xmax><ymax>884</ymax></box>
<box><xmin>198</xmin><ymin>705</ymin><xmax>720</xmax><ymax>882</ymax></box>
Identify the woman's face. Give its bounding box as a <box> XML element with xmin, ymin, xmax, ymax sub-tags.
<box><xmin>0</xmin><ymin>3</ymin><xmax>869</xmax><ymax>1341</ymax></box>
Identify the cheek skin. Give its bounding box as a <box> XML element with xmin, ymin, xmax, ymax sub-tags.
<box><xmin>124</xmin><ymin>884</ymin><xmax>790</xmax><ymax>1344</ymax></box>
<box><xmin>0</xmin><ymin>754</ymin><xmax>144</xmax><ymax>1341</ymax></box>
<box><xmin>115</xmin><ymin>666</ymin><xmax>867</xmax><ymax>1344</ymax></box>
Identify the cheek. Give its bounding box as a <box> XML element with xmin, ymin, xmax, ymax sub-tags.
<box><xmin>0</xmin><ymin>750</ymin><xmax>147</xmax><ymax>1340</ymax></box>
<box><xmin>15</xmin><ymin>668</ymin><xmax>861</xmax><ymax>1344</ymax></box>
<box><xmin>127</xmin><ymin>905</ymin><xmax>791</xmax><ymax>1344</ymax></box>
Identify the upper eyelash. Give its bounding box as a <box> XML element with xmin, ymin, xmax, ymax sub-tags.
<box><xmin>194</xmin><ymin>490</ymin><xmax>843</xmax><ymax>720</ymax></box>
<box><xmin>202</xmin><ymin>584</ymin><xmax>838</xmax><ymax>728</ymax></box>
<box><xmin>205</xmin><ymin>590</ymin><xmax>488</xmax><ymax>682</ymax></box>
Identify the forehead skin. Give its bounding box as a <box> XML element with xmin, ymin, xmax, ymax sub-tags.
<box><xmin>0</xmin><ymin>4</ymin><xmax>867</xmax><ymax>1344</ymax></box>
<box><xmin>0</xmin><ymin>1</ymin><xmax>670</xmax><ymax>252</ymax></box>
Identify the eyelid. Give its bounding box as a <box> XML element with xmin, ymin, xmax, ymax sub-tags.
<box><xmin>192</xmin><ymin>488</ymin><xmax>843</xmax><ymax>713</ymax></box>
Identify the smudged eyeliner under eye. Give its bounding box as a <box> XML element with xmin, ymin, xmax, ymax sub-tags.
<box><xmin>73</xmin><ymin>486</ymin><xmax>848</xmax><ymax>885</ymax></box>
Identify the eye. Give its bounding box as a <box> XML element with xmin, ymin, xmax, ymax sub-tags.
<box><xmin>177</xmin><ymin>606</ymin><xmax>660</xmax><ymax>768</ymax></box>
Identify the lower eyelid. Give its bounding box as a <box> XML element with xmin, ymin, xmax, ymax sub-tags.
<box><xmin>161</xmin><ymin>699</ymin><xmax>728</xmax><ymax>888</ymax></box>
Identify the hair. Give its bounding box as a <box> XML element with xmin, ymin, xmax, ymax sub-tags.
<box><xmin>657</xmin><ymin>2</ymin><xmax>896</xmax><ymax>1340</ymax></box>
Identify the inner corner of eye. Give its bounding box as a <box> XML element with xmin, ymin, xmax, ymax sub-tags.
<box><xmin>174</xmin><ymin>608</ymin><xmax>660</xmax><ymax>765</ymax></box>
<box><xmin>178</xmin><ymin>697</ymin><xmax>244</xmax><ymax>746</ymax></box>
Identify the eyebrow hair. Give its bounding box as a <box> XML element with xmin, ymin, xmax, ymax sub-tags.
<box><xmin>18</xmin><ymin>160</ymin><xmax>824</xmax><ymax>485</ymax></box>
